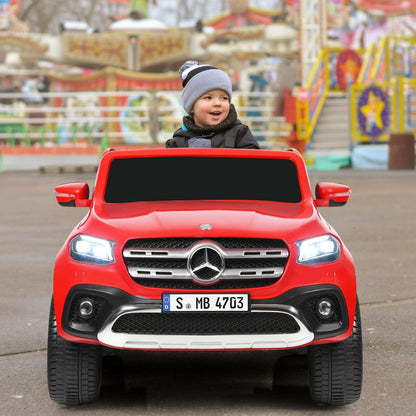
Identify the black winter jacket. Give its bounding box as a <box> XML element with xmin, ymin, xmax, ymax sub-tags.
<box><xmin>165</xmin><ymin>104</ymin><xmax>260</xmax><ymax>149</ymax></box>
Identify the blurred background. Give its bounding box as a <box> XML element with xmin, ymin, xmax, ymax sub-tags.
<box><xmin>1</xmin><ymin>0</ymin><xmax>416</xmax><ymax>171</ymax></box>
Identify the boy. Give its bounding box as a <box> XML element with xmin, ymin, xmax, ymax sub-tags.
<box><xmin>165</xmin><ymin>61</ymin><xmax>260</xmax><ymax>149</ymax></box>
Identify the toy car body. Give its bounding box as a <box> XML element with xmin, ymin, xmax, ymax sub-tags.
<box><xmin>48</xmin><ymin>148</ymin><xmax>362</xmax><ymax>406</ymax></box>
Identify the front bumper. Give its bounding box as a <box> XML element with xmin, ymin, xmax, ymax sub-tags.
<box><xmin>60</xmin><ymin>284</ymin><xmax>349</xmax><ymax>350</ymax></box>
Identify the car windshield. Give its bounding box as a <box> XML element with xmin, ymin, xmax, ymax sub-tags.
<box><xmin>104</xmin><ymin>156</ymin><xmax>302</xmax><ymax>203</ymax></box>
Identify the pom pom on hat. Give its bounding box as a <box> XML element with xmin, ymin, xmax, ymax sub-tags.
<box><xmin>179</xmin><ymin>60</ymin><xmax>232</xmax><ymax>114</ymax></box>
<box><xmin>179</xmin><ymin>60</ymin><xmax>200</xmax><ymax>81</ymax></box>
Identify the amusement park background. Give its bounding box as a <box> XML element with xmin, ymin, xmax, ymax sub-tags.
<box><xmin>1</xmin><ymin>0</ymin><xmax>416</xmax><ymax>171</ymax></box>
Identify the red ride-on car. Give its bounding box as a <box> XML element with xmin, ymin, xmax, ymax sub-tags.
<box><xmin>48</xmin><ymin>148</ymin><xmax>362</xmax><ymax>406</ymax></box>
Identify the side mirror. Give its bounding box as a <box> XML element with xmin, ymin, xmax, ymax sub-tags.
<box><xmin>55</xmin><ymin>182</ymin><xmax>91</xmax><ymax>207</ymax></box>
<box><xmin>314</xmin><ymin>182</ymin><xmax>350</xmax><ymax>207</ymax></box>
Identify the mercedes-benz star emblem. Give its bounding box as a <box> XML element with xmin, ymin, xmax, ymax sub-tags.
<box><xmin>188</xmin><ymin>243</ymin><xmax>225</xmax><ymax>284</ymax></box>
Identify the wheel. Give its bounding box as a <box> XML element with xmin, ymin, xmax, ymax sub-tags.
<box><xmin>308</xmin><ymin>297</ymin><xmax>363</xmax><ymax>406</ymax></box>
<box><xmin>47</xmin><ymin>298</ymin><xmax>102</xmax><ymax>405</ymax></box>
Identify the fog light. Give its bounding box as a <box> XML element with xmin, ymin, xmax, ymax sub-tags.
<box><xmin>79</xmin><ymin>299</ymin><xmax>94</xmax><ymax>318</ymax></box>
<box><xmin>317</xmin><ymin>299</ymin><xmax>334</xmax><ymax>319</ymax></box>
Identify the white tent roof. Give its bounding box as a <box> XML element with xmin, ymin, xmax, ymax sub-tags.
<box><xmin>109</xmin><ymin>18</ymin><xmax>168</xmax><ymax>32</ymax></box>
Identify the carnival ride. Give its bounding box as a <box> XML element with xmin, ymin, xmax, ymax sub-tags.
<box><xmin>0</xmin><ymin>2</ymin><xmax>297</xmax><ymax>73</ymax></box>
<box><xmin>294</xmin><ymin>0</ymin><xmax>416</xmax><ymax>169</ymax></box>
<box><xmin>0</xmin><ymin>1</ymin><xmax>299</xmax><ymax>149</ymax></box>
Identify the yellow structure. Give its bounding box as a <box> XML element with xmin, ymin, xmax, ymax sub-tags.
<box><xmin>295</xmin><ymin>36</ymin><xmax>416</xmax><ymax>145</ymax></box>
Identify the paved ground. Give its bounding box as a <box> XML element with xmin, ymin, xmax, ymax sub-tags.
<box><xmin>0</xmin><ymin>153</ymin><xmax>99</xmax><ymax>172</ymax></box>
<box><xmin>0</xmin><ymin>168</ymin><xmax>415</xmax><ymax>415</ymax></box>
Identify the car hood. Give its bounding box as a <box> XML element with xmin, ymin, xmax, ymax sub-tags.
<box><xmin>79</xmin><ymin>200</ymin><xmax>329</xmax><ymax>244</ymax></box>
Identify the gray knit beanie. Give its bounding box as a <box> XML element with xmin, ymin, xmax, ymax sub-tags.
<box><xmin>179</xmin><ymin>60</ymin><xmax>232</xmax><ymax>114</ymax></box>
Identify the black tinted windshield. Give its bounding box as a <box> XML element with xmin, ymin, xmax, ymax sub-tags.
<box><xmin>104</xmin><ymin>156</ymin><xmax>301</xmax><ymax>203</ymax></box>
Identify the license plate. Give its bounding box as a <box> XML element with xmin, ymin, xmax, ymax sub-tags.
<box><xmin>162</xmin><ymin>294</ymin><xmax>249</xmax><ymax>312</ymax></box>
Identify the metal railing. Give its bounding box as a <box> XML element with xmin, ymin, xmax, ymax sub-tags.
<box><xmin>0</xmin><ymin>90</ymin><xmax>289</xmax><ymax>150</ymax></box>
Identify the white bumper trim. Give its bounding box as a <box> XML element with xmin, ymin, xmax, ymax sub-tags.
<box><xmin>97</xmin><ymin>307</ymin><xmax>314</xmax><ymax>350</ymax></box>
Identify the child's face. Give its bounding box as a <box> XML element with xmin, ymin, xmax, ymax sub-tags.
<box><xmin>191</xmin><ymin>89</ymin><xmax>230</xmax><ymax>128</ymax></box>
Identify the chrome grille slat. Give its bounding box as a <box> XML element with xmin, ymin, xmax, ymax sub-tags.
<box><xmin>222</xmin><ymin>248</ymin><xmax>288</xmax><ymax>258</ymax></box>
<box><xmin>128</xmin><ymin>267</ymin><xmax>191</xmax><ymax>279</ymax></box>
<box><xmin>222</xmin><ymin>267</ymin><xmax>284</xmax><ymax>278</ymax></box>
<box><xmin>124</xmin><ymin>247</ymin><xmax>288</xmax><ymax>259</ymax></box>
<box><xmin>123</xmin><ymin>248</ymin><xmax>190</xmax><ymax>258</ymax></box>
<box><xmin>128</xmin><ymin>267</ymin><xmax>284</xmax><ymax>279</ymax></box>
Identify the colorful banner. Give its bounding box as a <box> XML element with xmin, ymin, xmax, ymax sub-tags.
<box><xmin>205</xmin><ymin>7</ymin><xmax>277</xmax><ymax>30</ymax></box>
<box><xmin>48</xmin><ymin>67</ymin><xmax>181</xmax><ymax>93</ymax></box>
<box><xmin>0</xmin><ymin>32</ymin><xmax>49</xmax><ymax>53</ymax></box>
<box><xmin>138</xmin><ymin>31</ymin><xmax>189</xmax><ymax>68</ymax></box>
<box><xmin>63</xmin><ymin>33</ymin><xmax>129</xmax><ymax>68</ymax></box>
<box><xmin>352</xmin><ymin>0</ymin><xmax>416</xmax><ymax>15</ymax></box>
<box><xmin>62</xmin><ymin>31</ymin><xmax>188</xmax><ymax>71</ymax></box>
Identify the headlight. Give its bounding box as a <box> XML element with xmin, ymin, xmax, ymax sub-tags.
<box><xmin>70</xmin><ymin>235</ymin><xmax>115</xmax><ymax>265</ymax></box>
<box><xmin>296</xmin><ymin>235</ymin><xmax>340</xmax><ymax>265</ymax></box>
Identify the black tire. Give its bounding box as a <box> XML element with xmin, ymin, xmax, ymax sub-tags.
<box><xmin>308</xmin><ymin>297</ymin><xmax>363</xmax><ymax>406</ymax></box>
<box><xmin>47</xmin><ymin>298</ymin><xmax>102</xmax><ymax>405</ymax></box>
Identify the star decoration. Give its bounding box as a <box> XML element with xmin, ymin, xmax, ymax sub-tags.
<box><xmin>360</xmin><ymin>91</ymin><xmax>385</xmax><ymax>129</ymax></box>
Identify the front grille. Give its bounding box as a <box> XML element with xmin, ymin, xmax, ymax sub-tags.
<box><xmin>112</xmin><ymin>312</ymin><xmax>300</xmax><ymax>335</ymax></box>
<box><xmin>123</xmin><ymin>238</ymin><xmax>289</xmax><ymax>290</ymax></box>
